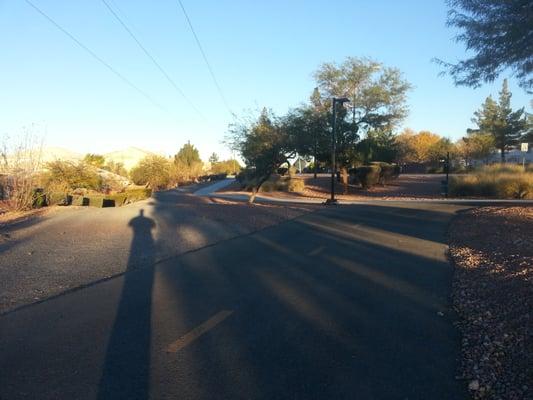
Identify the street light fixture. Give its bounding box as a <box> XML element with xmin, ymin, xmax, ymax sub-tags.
<box><xmin>325</xmin><ymin>96</ymin><xmax>350</xmax><ymax>205</ymax></box>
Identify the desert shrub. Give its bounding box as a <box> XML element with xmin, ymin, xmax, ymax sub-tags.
<box><xmin>123</xmin><ymin>187</ymin><xmax>152</xmax><ymax>203</ymax></box>
<box><xmin>287</xmin><ymin>178</ymin><xmax>305</xmax><ymax>192</ymax></box>
<box><xmin>130</xmin><ymin>155</ymin><xmax>172</xmax><ymax>190</ymax></box>
<box><xmin>31</xmin><ymin>188</ymin><xmax>47</xmax><ymax>208</ymax></box>
<box><xmin>450</xmin><ymin>165</ymin><xmax>533</xmax><ymax>199</ymax></box>
<box><xmin>46</xmin><ymin>192</ymin><xmax>67</xmax><ymax>205</ymax></box>
<box><xmin>44</xmin><ymin>161</ymin><xmax>103</xmax><ymax>191</ymax></box>
<box><xmin>497</xmin><ymin>175</ymin><xmax>531</xmax><ymax>199</ymax></box>
<box><xmin>377</xmin><ymin>163</ymin><xmax>400</xmax><ymax>184</ymax></box>
<box><xmin>107</xmin><ymin>193</ymin><xmax>128</xmax><ymax>206</ymax></box>
<box><xmin>480</xmin><ymin>164</ymin><xmax>525</xmax><ymax>174</ymax></box>
<box><xmin>67</xmin><ymin>195</ymin><xmax>89</xmax><ymax>206</ymax></box>
<box><xmin>258</xmin><ymin>175</ymin><xmax>305</xmax><ymax>193</ymax></box>
<box><xmin>259</xmin><ymin>180</ymin><xmax>276</xmax><ymax>192</ymax></box>
<box><xmin>356</xmin><ymin>165</ymin><xmax>381</xmax><ymax>189</ymax></box>
<box><xmin>86</xmin><ymin>196</ymin><xmax>114</xmax><ymax>208</ymax></box>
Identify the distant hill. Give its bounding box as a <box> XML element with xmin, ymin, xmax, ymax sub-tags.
<box><xmin>40</xmin><ymin>147</ymin><xmax>83</xmax><ymax>163</ymax></box>
<box><xmin>103</xmin><ymin>147</ymin><xmax>157</xmax><ymax>170</ymax></box>
<box><xmin>12</xmin><ymin>146</ymin><xmax>157</xmax><ymax>171</ymax></box>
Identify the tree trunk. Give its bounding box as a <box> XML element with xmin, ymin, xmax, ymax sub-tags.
<box><xmin>500</xmin><ymin>147</ymin><xmax>505</xmax><ymax>163</ymax></box>
<box><xmin>248</xmin><ymin>175</ymin><xmax>271</xmax><ymax>204</ymax></box>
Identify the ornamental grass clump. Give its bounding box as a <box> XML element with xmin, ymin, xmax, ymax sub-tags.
<box><xmin>450</xmin><ymin>164</ymin><xmax>533</xmax><ymax>199</ymax></box>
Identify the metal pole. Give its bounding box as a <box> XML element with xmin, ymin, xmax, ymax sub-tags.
<box><xmin>314</xmin><ymin>130</ymin><xmax>318</xmax><ymax>179</ymax></box>
<box><xmin>330</xmin><ymin>99</ymin><xmax>337</xmax><ymax>203</ymax></box>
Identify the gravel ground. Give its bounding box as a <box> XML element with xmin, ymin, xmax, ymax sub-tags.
<box><xmin>449</xmin><ymin>206</ymin><xmax>532</xmax><ymax>399</ymax></box>
<box><xmin>0</xmin><ymin>186</ymin><xmax>317</xmax><ymax>314</ymax></box>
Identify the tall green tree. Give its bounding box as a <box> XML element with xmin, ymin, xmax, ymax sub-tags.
<box><xmin>437</xmin><ymin>0</ymin><xmax>533</xmax><ymax>91</ymax></box>
<box><xmin>174</xmin><ymin>142</ymin><xmax>203</xmax><ymax>181</ymax></box>
<box><xmin>356</xmin><ymin>130</ymin><xmax>399</xmax><ymax>164</ymax></box>
<box><xmin>311</xmin><ymin>58</ymin><xmax>410</xmax><ymax>180</ymax></box>
<box><xmin>470</xmin><ymin>80</ymin><xmax>527</xmax><ymax>161</ymax></box>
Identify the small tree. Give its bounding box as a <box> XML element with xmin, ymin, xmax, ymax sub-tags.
<box><xmin>130</xmin><ymin>155</ymin><xmax>172</xmax><ymax>190</ymax></box>
<box><xmin>228</xmin><ymin>108</ymin><xmax>294</xmax><ymax>203</ymax></box>
<box><xmin>174</xmin><ymin>142</ymin><xmax>203</xmax><ymax>182</ymax></box>
<box><xmin>208</xmin><ymin>152</ymin><xmax>219</xmax><ymax>164</ymax></box>
<box><xmin>395</xmin><ymin>129</ymin><xmax>443</xmax><ymax>164</ymax></box>
<box><xmin>0</xmin><ymin>127</ymin><xmax>44</xmax><ymax>210</ymax></box>
<box><xmin>457</xmin><ymin>132</ymin><xmax>495</xmax><ymax>166</ymax></box>
<box><xmin>470</xmin><ymin>79</ymin><xmax>527</xmax><ymax>161</ymax></box>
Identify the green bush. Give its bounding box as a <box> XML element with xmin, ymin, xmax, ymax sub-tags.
<box><xmin>32</xmin><ymin>188</ymin><xmax>47</xmax><ymax>208</ymax></box>
<box><xmin>68</xmin><ymin>195</ymin><xmax>89</xmax><ymax>206</ymax></box>
<box><xmin>124</xmin><ymin>187</ymin><xmax>152</xmax><ymax>203</ymax></box>
<box><xmin>44</xmin><ymin>161</ymin><xmax>102</xmax><ymax>191</ymax></box>
<box><xmin>378</xmin><ymin>163</ymin><xmax>400</xmax><ymax>184</ymax></box>
<box><xmin>86</xmin><ymin>196</ymin><xmax>116</xmax><ymax>208</ymax></box>
<box><xmin>47</xmin><ymin>192</ymin><xmax>68</xmax><ymax>205</ymax></box>
<box><xmin>107</xmin><ymin>193</ymin><xmax>128</xmax><ymax>206</ymax></box>
<box><xmin>258</xmin><ymin>176</ymin><xmax>305</xmax><ymax>193</ymax></box>
<box><xmin>130</xmin><ymin>155</ymin><xmax>172</xmax><ymax>190</ymax></box>
<box><xmin>356</xmin><ymin>165</ymin><xmax>381</xmax><ymax>189</ymax></box>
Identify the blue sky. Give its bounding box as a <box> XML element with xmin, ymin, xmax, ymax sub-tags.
<box><xmin>1</xmin><ymin>0</ymin><xmax>530</xmax><ymax>160</ymax></box>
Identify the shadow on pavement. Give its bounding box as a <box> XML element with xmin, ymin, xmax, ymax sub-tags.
<box><xmin>95</xmin><ymin>197</ymin><xmax>465</xmax><ymax>399</ymax></box>
<box><xmin>97</xmin><ymin>209</ymin><xmax>156</xmax><ymax>400</ymax></box>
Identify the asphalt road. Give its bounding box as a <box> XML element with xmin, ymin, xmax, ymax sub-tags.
<box><xmin>1</xmin><ymin>181</ymin><xmax>309</xmax><ymax>314</ymax></box>
<box><xmin>0</xmin><ymin>202</ymin><xmax>468</xmax><ymax>399</ymax></box>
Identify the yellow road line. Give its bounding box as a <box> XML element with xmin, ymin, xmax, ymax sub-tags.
<box><xmin>166</xmin><ymin>310</ymin><xmax>233</xmax><ymax>353</ymax></box>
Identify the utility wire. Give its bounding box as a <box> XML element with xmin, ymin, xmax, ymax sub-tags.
<box><xmin>100</xmin><ymin>0</ymin><xmax>204</xmax><ymax>118</ymax></box>
<box><xmin>24</xmin><ymin>0</ymin><xmax>166</xmax><ymax>112</ymax></box>
<box><xmin>176</xmin><ymin>0</ymin><xmax>233</xmax><ymax>115</ymax></box>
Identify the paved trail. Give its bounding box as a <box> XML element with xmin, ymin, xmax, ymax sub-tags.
<box><xmin>0</xmin><ymin>180</ymin><xmax>301</xmax><ymax>314</ymax></box>
<box><xmin>0</xmin><ymin>201</ymin><xmax>468</xmax><ymax>399</ymax></box>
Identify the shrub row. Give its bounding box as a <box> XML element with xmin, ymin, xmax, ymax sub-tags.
<box><xmin>350</xmin><ymin>162</ymin><xmax>401</xmax><ymax>189</ymax></box>
<box><xmin>259</xmin><ymin>176</ymin><xmax>305</xmax><ymax>193</ymax></box>
<box><xmin>198</xmin><ymin>173</ymin><xmax>227</xmax><ymax>182</ymax></box>
<box><xmin>64</xmin><ymin>188</ymin><xmax>152</xmax><ymax>208</ymax></box>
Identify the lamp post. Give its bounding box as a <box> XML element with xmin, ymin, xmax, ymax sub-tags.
<box><xmin>325</xmin><ymin>96</ymin><xmax>350</xmax><ymax>205</ymax></box>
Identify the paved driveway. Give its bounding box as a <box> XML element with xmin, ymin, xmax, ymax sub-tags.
<box><xmin>0</xmin><ymin>202</ymin><xmax>467</xmax><ymax>399</ymax></box>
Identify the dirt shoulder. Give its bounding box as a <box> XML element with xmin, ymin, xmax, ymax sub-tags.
<box><xmin>449</xmin><ymin>206</ymin><xmax>532</xmax><ymax>399</ymax></box>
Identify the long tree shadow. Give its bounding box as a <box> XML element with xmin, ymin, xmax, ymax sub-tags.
<box><xmin>97</xmin><ymin>209</ymin><xmax>156</xmax><ymax>400</ymax></box>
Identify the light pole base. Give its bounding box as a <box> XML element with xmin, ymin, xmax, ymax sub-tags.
<box><xmin>323</xmin><ymin>198</ymin><xmax>339</xmax><ymax>205</ymax></box>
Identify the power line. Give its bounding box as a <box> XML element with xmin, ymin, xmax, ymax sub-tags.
<box><xmin>24</xmin><ymin>0</ymin><xmax>166</xmax><ymax>112</ymax></box>
<box><xmin>100</xmin><ymin>0</ymin><xmax>204</xmax><ymax>118</ymax></box>
<box><xmin>176</xmin><ymin>0</ymin><xmax>233</xmax><ymax>115</ymax></box>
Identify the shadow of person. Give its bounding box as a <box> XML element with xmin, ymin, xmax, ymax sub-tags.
<box><xmin>97</xmin><ymin>209</ymin><xmax>156</xmax><ymax>400</ymax></box>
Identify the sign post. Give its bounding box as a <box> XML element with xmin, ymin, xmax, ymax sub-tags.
<box><xmin>521</xmin><ymin>143</ymin><xmax>529</xmax><ymax>170</ymax></box>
